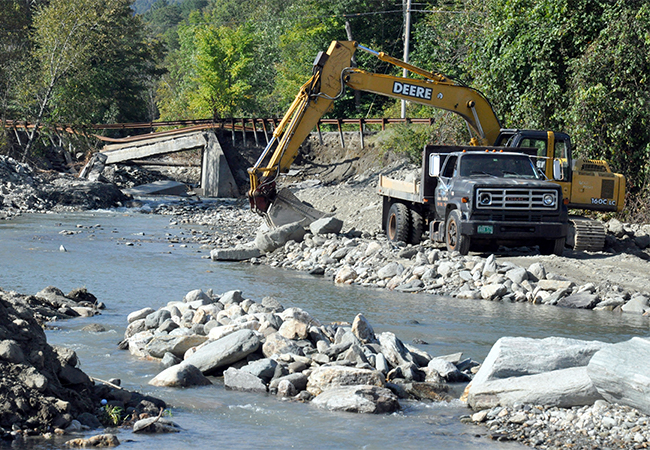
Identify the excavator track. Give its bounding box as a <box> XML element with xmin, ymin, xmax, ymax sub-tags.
<box><xmin>567</xmin><ymin>216</ymin><xmax>607</xmax><ymax>252</ymax></box>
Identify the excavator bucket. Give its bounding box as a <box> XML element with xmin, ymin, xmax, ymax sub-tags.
<box><xmin>266</xmin><ymin>188</ymin><xmax>328</xmax><ymax>228</ymax></box>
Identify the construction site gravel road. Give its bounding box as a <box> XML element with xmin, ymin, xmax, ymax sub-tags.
<box><xmin>276</xmin><ymin>133</ymin><xmax>650</xmax><ymax>298</ymax></box>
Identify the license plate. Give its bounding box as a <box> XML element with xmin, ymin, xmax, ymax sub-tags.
<box><xmin>477</xmin><ymin>225</ymin><xmax>493</xmax><ymax>234</ymax></box>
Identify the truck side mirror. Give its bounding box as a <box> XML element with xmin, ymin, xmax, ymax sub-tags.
<box><xmin>553</xmin><ymin>159</ymin><xmax>563</xmax><ymax>180</ymax></box>
<box><xmin>429</xmin><ymin>154</ymin><xmax>441</xmax><ymax>177</ymax></box>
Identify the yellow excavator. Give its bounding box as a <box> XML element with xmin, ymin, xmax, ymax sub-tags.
<box><xmin>248</xmin><ymin>40</ymin><xmax>625</xmax><ymax>251</ymax></box>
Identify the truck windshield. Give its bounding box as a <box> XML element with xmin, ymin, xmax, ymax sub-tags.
<box><xmin>459</xmin><ymin>153</ymin><xmax>539</xmax><ymax>179</ymax></box>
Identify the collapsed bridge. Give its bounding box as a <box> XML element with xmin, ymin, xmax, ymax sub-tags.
<box><xmin>80</xmin><ymin>129</ymin><xmax>238</xmax><ymax>198</ymax></box>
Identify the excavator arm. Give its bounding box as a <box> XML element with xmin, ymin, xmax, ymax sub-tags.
<box><xmin>248</xmin><ymin>41</ymin><xmax>356</xmax><ymax>216</ymax></box>
<box><xmin>248</xmin><ymin>40</ymin><xmax>502</xmax><ymax>222</ymax></box>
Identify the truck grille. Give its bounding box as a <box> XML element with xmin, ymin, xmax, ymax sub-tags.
<box><xmin>476</xmin><ymin>188</ymin><xmax>559</xmax><ymax>211</ymax></box>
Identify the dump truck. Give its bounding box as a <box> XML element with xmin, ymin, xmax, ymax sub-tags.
<box><xmin>379</xmin><ymin>145</ymin><xmax>568</xmax><ymax>255</ymax></box>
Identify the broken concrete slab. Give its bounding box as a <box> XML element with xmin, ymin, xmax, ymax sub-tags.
<box><xmin>211</xmin><ymin>244</ymin><xmax>262</xmax><ymax>261</ymax></box>
<box><xmin>122</xmin><ymin>180</ymin><xmax>188</xmax><ymax>197</ymax></box>
<box><xmin>102</xmin><ymin>132</ymin><xmax>207</xmax><ymax>164</ymax></box>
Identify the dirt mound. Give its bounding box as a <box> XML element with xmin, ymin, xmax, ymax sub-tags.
<box><xmin>291</xmin><ymin>132</ymin><xmax>406</xmax><ymax>185</ymax></box>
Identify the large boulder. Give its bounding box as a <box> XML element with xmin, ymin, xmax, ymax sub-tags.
<box><xmin>351</xmin><ymin>313</ymin><xmax>376</xmax><ymax>344</ymax></box>
<box><xmin>467</xmin><ymin>366</ymin><xmax>602</xmax><ymax>410</ymax></box>
<box><xmin>223</xmin><ymin>367</ymin><xmax>267</xmax><ymax>393</ymax></box>
<box><xmin>183</xmin><ymin>329</ymin><xmax>261</xmax><ymax>375</ymax></box>
<box><xmin>211</xmin><ymin>243</ymin><xmax>262</xmax><ymax>261</ymax></box>
<box><xmin>466</xmin><ymin>336</ymin><xmax>609</xmax><ymax>410</ymax></box>
<box><xmin>262</xmin><ymin>332</ymin><xmax>305</xmax><ymax>357</ymax></box>
<box><xmin>309</xmin><ymin>217</ymin><xmax>343</xmax><ymax>235</ymax></box>
<box><xmin>311</xmin><ymin>385</ymin><xmax>400</xmax><ymax>414</ymax></box>
<box><xmin>471</xmin><ymin>336</ymin><xmax>608</xmax><ymax>386</ymax></box>
<box><xmin>240</xmin><ymin>358</ymin><xmax>278</xmax><ymax>383</ymax></box>
<box><xmin>144</xmin><ymin>335</ymin><xmax>208</xmax><ymax>359</ymax></box>
<box><xmin>149</xmin><ymin>363</ymin><xmax>212</xmax><ymax>388</ymax></box>
<box><xmin>377</xmin><ymin>332</ymin><xmax>413</xmax><ymax>368</ymax></box>
<box><xmin>587</xmin><ymin>337</ymin><xmax>650</xmax><ymax>415</ymax></box>
<box><xmin>307</xmin><ymin>366</ymin><xmax>385</xmax><ymax>396</ymax></box>
<box><xmin>128</xmin><ymin>307</ymin><xmax>155</xmax><ymax>324</ymax></box>
<box><xmin>255</xmin><ymin>221</ymin><xmax>305</xmax><ymax>253</ymax></box>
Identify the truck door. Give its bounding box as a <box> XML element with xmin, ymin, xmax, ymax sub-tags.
<box><xmin>436</xmin><ymin>155</ymin><xmax>457</xmax><ymax>217</ymax></box>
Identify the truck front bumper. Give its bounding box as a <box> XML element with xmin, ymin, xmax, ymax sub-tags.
<box><xmin>460</xmin><ymin>219</ymin><xmax>568</xmax><ymax>241</ymax></box>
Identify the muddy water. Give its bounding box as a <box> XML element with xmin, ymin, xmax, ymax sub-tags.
<box><xmin>1</xmin><ymin>209</ymin><xmax>648</xmax><ymax>449</ymax></box>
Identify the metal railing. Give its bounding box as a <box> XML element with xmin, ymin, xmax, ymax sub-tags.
<box><xmin>5</xmin><ymin>117</ymin><xmax>435</xmax><ymax>148</ymax></box>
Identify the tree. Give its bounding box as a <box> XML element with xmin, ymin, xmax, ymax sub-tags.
<box><xmin>142</xmin><ymin>0</ymin><xmax>183</xmax><ymax>50</ymax></box>
<box><xmin>157</xmin><ymin>16</ymin><xmax>259</xmax><ymax>120</ymax></box>
<box><xmin>50</xmin><ymin>2</ymin><xmax>163</xmax><ymax>125</ymax></box>
<box><xmin>191</xmin><ymin>23</ymin><xmax>257</xmax><ymax>117</ymax></box>
<box><xmin>20</xmin><ymin>0</ymin><xmax>160</xmax><ymax>159</ymax></box>
<box><xmin>0</xmin><ymin>0</ymin><xmax>39</xmax><ymax>153</ymax></box>
<box><xmin>567</xmin><ymin>2</ymin><xmax>650</xmax><ymax>193</ymax></box>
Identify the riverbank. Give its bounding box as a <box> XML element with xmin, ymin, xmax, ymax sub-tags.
<box><xmin>0</xmin><ymin>286</ymin><xmax>167</xmax><ymax>444</ymax></box>
<box><xmin>118</xmin><ymin>277</ymin><xmax>650</xmax><ymax>450</ymax></box>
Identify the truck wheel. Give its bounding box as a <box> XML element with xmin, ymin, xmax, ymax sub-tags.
<box><xmin>386</xmin><ymin>203</ymin><xmax>411</xmax><ymax>243</ymax></box>
<box><xmin>539</xmin><ymin>237</ymin><xmax>566</xmax><ymax>256</ymax></box>
<box><xmin>410</xmin><ymin>209</ymin><xmax>424</xmax><ymax>244</ymax></box>
<box><xmin>445</xmin><ymin>210</ymin><xmax>470</xmax><ymax>254</ymax></box>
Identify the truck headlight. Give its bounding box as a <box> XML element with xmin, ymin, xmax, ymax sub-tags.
<box><xmin>479</xmin><ymin>192</ymin><xmax>492</xmax><ymax>206</ymax></box>
<box><xmin>543</xmin><ymin>193</ymin><xmax>556</xmax><ymax>207</ymax></box>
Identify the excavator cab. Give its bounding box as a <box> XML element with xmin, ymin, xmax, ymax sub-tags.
<box><xmin>495</xmin><ymin>129</ymin><xmax>626</xmax><ymax>251</ymax></box>
<box><xmin>495</xmin><ymin>129</ymin><xmax>624</xmax><ymax>212</ymax></box>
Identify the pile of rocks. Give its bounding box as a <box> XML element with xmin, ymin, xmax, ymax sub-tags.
<box><xmin>14</xmin><ymin>286</ymin><xmax>105</xmax><ymax>325</ymax></box>
<box><xmin>0</xmin><ymin>287</ymin><xmax>166</xmax><ymax>442</ymax></box>
<box><xmin>465</xmin><ymin>336</ymin><xmax>650</xmax><ymax>449</ymax></box>
<box><xmin>605</xmin><ymin>218</ymin><xmax>650</xmax><ymax>251</ymax></box>
<box><xmin>211</xmin><ymin>222</ymin><xmax>650</xmax><ymax>316</ymax></box>
<box><xmin>469</xmin><ymin>401</ymin><xmax>650</xmax><ymax>449</ymax></box>
<box><xmin>122</xmin><ymin>289</ymin><xmax>478</xmax><ymax>414</ymax></box>
<box><xmin>0</xmin><ymin>155</ymin><xmax>129</xmax><ymax>219</ymax></box>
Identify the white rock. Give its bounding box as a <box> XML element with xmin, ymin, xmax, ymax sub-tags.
<box><xmin>587</xmin><ymin>337</ymin><xmax>650</xmax><ymax>415</ymax></box>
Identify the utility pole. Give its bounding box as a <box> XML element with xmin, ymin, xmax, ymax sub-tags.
<box><xmin>401</xmin><ymin>0</ymin><xmax>412</xmax><ymax>119</ymax></box>
<box><xmin>345</xmin><ymin>19</ymin><xmax>361</xmax><ymax>111</ymax></box>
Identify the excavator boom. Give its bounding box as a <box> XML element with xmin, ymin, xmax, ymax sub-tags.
<box><xmin>248</xmin><ymin>40</ymin><xmax>502</xmax><ymax>225</ymax></box>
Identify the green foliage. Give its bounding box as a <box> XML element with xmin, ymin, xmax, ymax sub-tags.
<box><xmin>157</xmin><ymin>16</ymin><xmax>258</xmax><ymax>120</ymax></box>
<box><xmin>411</xmin><ymin>0</ymin><xmax>484</xmax><ymax>84</ymax></box>
<box><xmin>273</xmin><ymin>1</ymin><xmax>344</xmax><ymax>112</ymax></box>
<box><xmin>0</xmin><ymin>0</ymin><xmax>35</xmax><ymax>153</ymax></box>
<box><xmin>376</xmin><ymin>124</ymin><xmax>436</xmax><ymax>164</ymax></box>
<box><xmin>566</xmin><ymin>2</ymin><xmax>650</xmax><ymax>192</ymax></box>
<box><xmin>100</xmin><ymin>405</ymin><xmax>124</xmax><ymax>427</ymax></box>
<box><xmin>457</xmin><ymin>0</ymin><xmax>650</xmax><ymax>206</ymax></box>
<box><xmin>24</xmin><ymin>0</ymin><xmax>160</xmax><ymax>127</ymax></box>
<box><xmin>47</xmin><ymin>2</ymin><xmax>162</xmax><ymax>125</ymax></box>
<box><xmin>192</xmin><ymin>23</ymin><xmax>257</xmax><ymax>117</ymax></box>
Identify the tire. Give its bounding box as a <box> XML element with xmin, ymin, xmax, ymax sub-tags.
<box><xmin>539</xmin><ymin>237</ymin><xmax>566</xmax><ymax>256</ymax></box>
<box><xmin>445</xmin><ymin>210</ymin><xmax>470</xmax><ymax>254</ymax></box>
<box><xmin>410</xmin><ymin>209</ymin><xmax>424</xmax><ymax>245</ymax></box>
<box><xmin>386</xmin><ymin>203</ymin><xmax>411</xmax><ymax>243</ymax></box>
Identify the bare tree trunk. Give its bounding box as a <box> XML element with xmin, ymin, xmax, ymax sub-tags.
<box><xmin>22</xmin><ymin>77</ymin><xmax>55</xmax><ymax>162</ymax></box>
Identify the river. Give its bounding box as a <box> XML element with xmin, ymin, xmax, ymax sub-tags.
<box><xmin>1</xmin><ymin>208</ymin><xmax>648</xmax><ymax>449</ymax></box>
